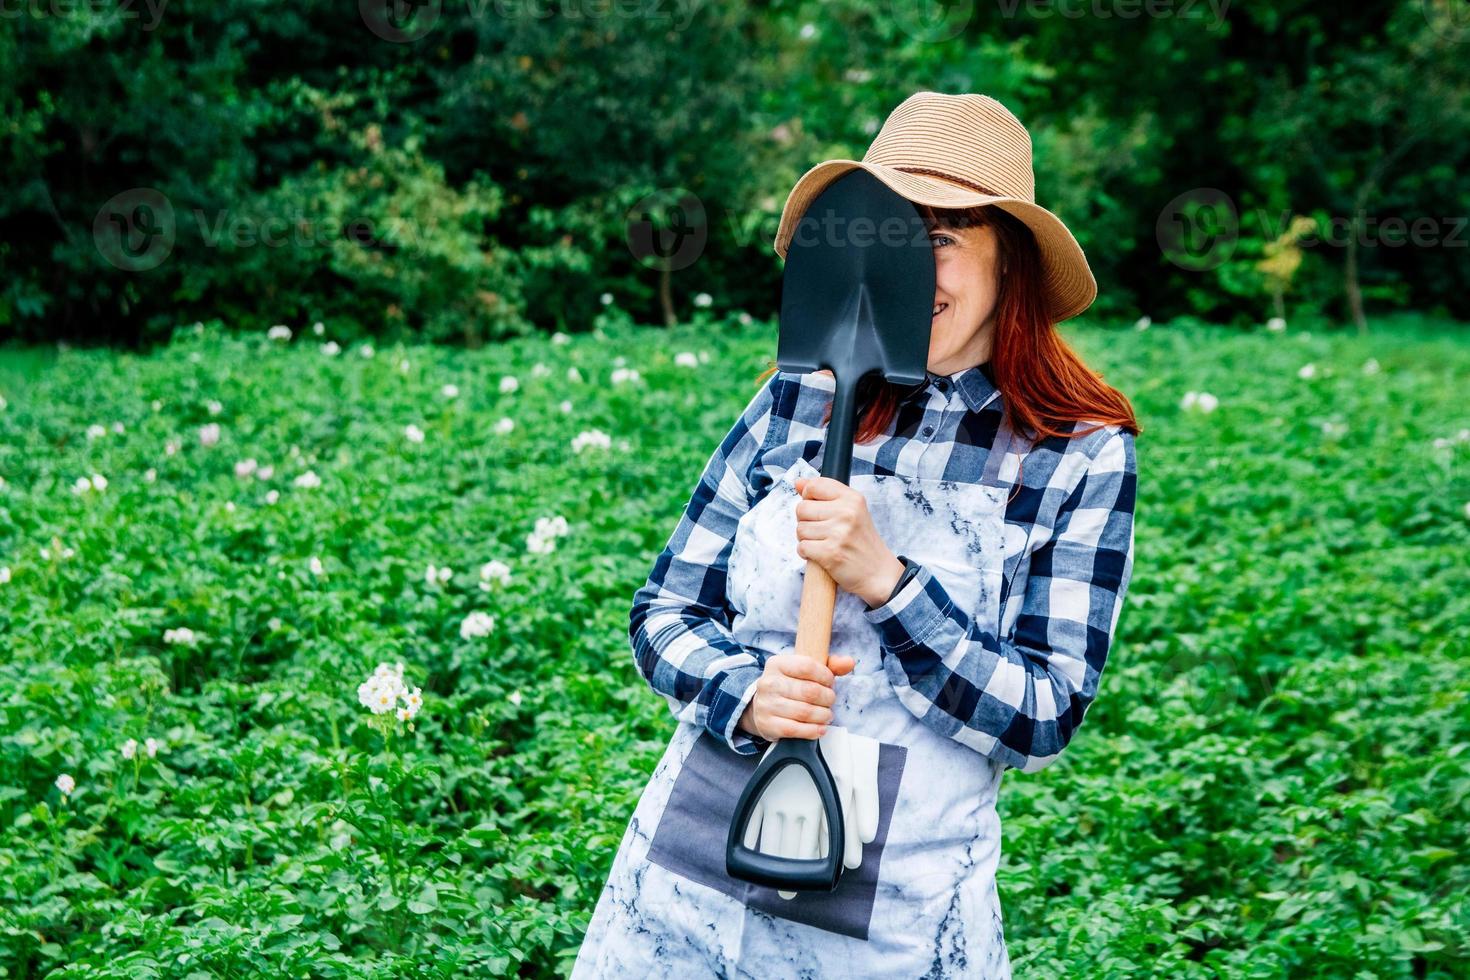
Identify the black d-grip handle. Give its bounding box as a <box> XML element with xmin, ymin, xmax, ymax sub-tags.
<box><xmin>724</xmin><ymin>736</ymin><xmax>846</xmax><ymax>891</ymax></box>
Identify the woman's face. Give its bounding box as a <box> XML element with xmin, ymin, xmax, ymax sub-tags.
<box><xmin>926</xmin><ymin>217</ymin><xmax>1003</xmax><ymax>376</ymax></box>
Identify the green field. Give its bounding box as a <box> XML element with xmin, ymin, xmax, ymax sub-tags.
<box><xmin>0</xmin><ymin>315</ymin><xmax>1466</xmax><ymax>978</ymax></box>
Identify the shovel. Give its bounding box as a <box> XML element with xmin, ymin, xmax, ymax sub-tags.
<box><xmin>724</xmin><ymin>168</ymin><xmax>935</xmax><ymax>892</ymax></box>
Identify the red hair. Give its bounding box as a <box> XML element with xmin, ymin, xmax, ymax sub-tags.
<box><xmin>757</xmin><ymin>202</ymin><xmax>1141</xmax><ymax>447</ymax></box>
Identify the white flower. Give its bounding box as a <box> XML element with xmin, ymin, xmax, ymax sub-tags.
<box><xmin>613</xmin><ymin>356</ymin><xmax>626</xmax><ymax>367</ymax></box>
<box><xmin>479</xmin><ymin>559</ymin><xmax>512</xmax><ymax>591</ymax></box>
<box><xmin>552</xmin><ymin>331</ymin><xmax>570</xmax><ymax>345</ymax></box>
<box><xmin>199</xmin><ymin>423</ymin><xmax>220</xmax><ymax>447</ymax></box>
<box><xmin>495</xmin><ymin>417</ymin><xmax>515</xmax><ymax>435</ymax></box>
<box><xmin>268</xmin><ymin>616</ymin><xmax>283</xmax><ymax>631</ymax></box>
<box><xmin>1297</xmin><ymin>362</ymin><xmax>1317</xmax><ymax>380</ymax></box>
<box><xmin>268</xmin><ymin>325</ymin><xmax>292</xmax><ymax>342</ymax></box>
<box><xmin>526</xmin><ymin>514</ymin><xmax>569</xmax><ymax>554</ymax></box>
<box><xmin>73</xmin><ymin>476</ymin><xmax>92</xmax><ymax>494</ymax></box>
<box><xmin>112</xmin><ymin>422</ymin><xmax>125</xmax><ymax>434</ymax></box>
<box><xmin>1320</xmin><ymin>420</ymin><xmax>1347</xmax><ymax>439</ymax></box>
<box><xmin>397</xmin><ymin>357</ymin><xmax>411</xmax><ymax>374</ymax></box>
<box><xmin>313</xmin><ymin>321</ymin><xmax>325</xmax><ymax>336</ymax></box>
<box><xmin>675</xmin><ymin>351</ymin><xmax>700</xmax><ymax>368</ymax></box>
<box><xmin>401</xmin><ymin>687</ymin><xmax>423</xmax><ymax>718</ymax></box>
<box><xmin>738</xmin><ymin>312</ymin><xmax>753</xmax><ymax>326</ymax></box>
<box><xmin>359</xmin><ymin>343</ymin><xmax>375</xmax><ymax>359</ymax></box>
<box><xmin>1179</xmin><ymin>391</ymin><xmax>1218</xmax><ymax>413</ymax></box>
<box><xmin>531</xmin><ymin>362</ymin><xmax>550</xmax><ymax>378</ymax></box>
<box><xmin>265</xmin><ymin>489</ymin><xmax>280</xmax><ymax>505</ymax></box>
<box><xmin>800</xmin><ymin>21</ymin><xmax>816</xmax><ymax>39</ymax></box>
<box><xmin>207</xmin><ymin>400</ymin><xmax>223</xmax><ymax>416</ymax></box>
<box><xmin>164</xmin><ymin>627</ymin><xmax>200</xmax><ymax>645</ymax></box>
<box><xmin>144</xmin><ymin>737</ymin><xmax>160</xmax><ymax>758</ymax></box>
<box><xmin>224</xmin><ymin>501</ymin><xmax>236</xmax><ymax>513</ymax></box>
<box><xmin>499</xmin><ymin>375</ymin><xmax>519</xmax><ymax>394</ymax></box>
<box><xmin>121</xmin><ymin>738</ymin><xmax>137</xmax><ymax>760</ymax></box>
<box><xmin>151</xmin><ymin>399</ymin><xmax>162</xmax><ymax>411</ymax></box>
<box><xmin>572</xmin><ymin>429</ymin><xmax>612</xmax><ymax>453</ymax></box>
<box><xmin>235</xmin><ymin>458</ymin><xmax>258</xmax><ymax>479</ymax></box>
<box><xmin>1133</xmin><ymin>316</ymin><xmax>1151</xmax><ymax>331</ymax></box>
<box><xmin>294</xmin><ymin>470</ymin><xmax>321</xmax><ymax>489</ymax></box>
<box><xmin>144</xmin><ymin>467</ymin><xmax>157</xmax><ymax>483</ymax></box>
<box><xmin>87</xmin><ymin>423</ymin><xmax>107</xmax><ymax>440</ymax></box>
<box><xmin>309</xmin><ymin>556</ymin><xmax>324</xmax><ymax>576</ymax></box>
<box><xmin>459</xmin><ymin>611</ymin><xmax>497</xmax><ymax>639</ymax></box>
<box><xmin>693</xmin><ymin>292</ymin><xmax>713</xmax><ymax>308</ymax></box>
<box><xmin>0</xmin><ymin>567</ymin><xmax>9</xmax><ymax>584</ymax></box>
<box><xmin>567</xmin><ymin>366</ymin><xmax>583</xmax><ymax>383</ymax></box>
<box><xmin>610</xmin><ymin>367</ymin><xmax>641</xmax><ymax>385</ymax></box>
<box><xmin>256</xmin><ymin>465</ymin><xmax>274</xmax><ymax>481</ymax></box>
<box><xmin>560</xmin><ymin>400</ymin><xmax>573</xmax><ymax>414</ymax></box>
<box><xmin>404</xmin><ymin>424</ymin><xmax>426</xmax><ymax>444</ymax></box>
<box><xmin>1362</xmin><ymin>358</ymin><xmax>1381</xmax><ymax>375</ymax></box>
<box><xmin>508</xmin><ymin>690</ymin><xmax>523</xmax><ymax>706</ymax></box>
<box><xmin>441</xmin><ymin>383</ymin><xmax>460</xmax><ymax>399</ymax></box>
<box><xmin>600</xmin><ymin>292</ymin><xmax>614</xmax><ymax>306</ymax></box>
<box><xmin>55</xmin><ymin>773</ymin><xmax>75</xmax><ymax>796</ymax></box>
<box><xmin>91</xmin><ymin>473</ymin><xmax>107</xmax><ymax>492</ymax></box>
<box><xmin>1266</xmin><ymin>317</ymin><xmax>1286</xmax><ymax>332</ymax></box>
<box><xmin>357</xmin><ymin>661</ymin><xmax>407</xmax><ymax>715</ymax></box>
<box><xmin>425</xmin><ymin>563</ymin><xmax>453</xmax><ymax>585</ymax></box>
<box><xmin>165</xmin><ymin>439</ymin><xmax>181</xmax><ymax>456</ymax></box>
<box><xmin>321</xmin><ymin>341</ymin><xmax>341</xmax><ymax>357</ymax></box>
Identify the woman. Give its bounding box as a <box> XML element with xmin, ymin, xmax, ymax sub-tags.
<box><xmin>573</xmin><ymin>92</ymin><xmax>1141</xmax><ymax>978</ymax></box>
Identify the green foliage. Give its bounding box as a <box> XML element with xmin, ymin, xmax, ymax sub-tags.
<box><xmin>0</xmin><ymin>316</ymin><xmax>1466</xmax><ymax>976</ymax></box>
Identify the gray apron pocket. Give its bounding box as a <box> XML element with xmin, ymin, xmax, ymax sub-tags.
<box><xmin>645</xmin><ymin>729</ymin><xmax>907</xmax><ymax>941</ymax></box>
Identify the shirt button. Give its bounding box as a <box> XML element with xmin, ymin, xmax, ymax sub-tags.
<box><xmin>922</xmin><ymin>425</ymin><xmax>934</xmax><ymax>437</ymax></box>
<box><xmin>935</xmin><ymin>379</ymin><xmax>949</xmax><ymax>392</ymax></box>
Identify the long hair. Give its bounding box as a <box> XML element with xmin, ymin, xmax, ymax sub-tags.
<box><xmin>757</xmin><ymin>202</ymin><xmax>1141</xmax><ymax>446</ymax></box>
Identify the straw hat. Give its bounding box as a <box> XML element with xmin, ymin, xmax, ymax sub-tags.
<box><xmin>772</xmin><ymin>91</ymin><xmax>1097</xmax><ymax>323</ymax></box>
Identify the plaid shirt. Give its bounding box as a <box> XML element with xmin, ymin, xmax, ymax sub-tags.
<box><xmin>628</xmin><ymin>361</ymin><xmax>1137</xmax><ymax>774</ymax></box>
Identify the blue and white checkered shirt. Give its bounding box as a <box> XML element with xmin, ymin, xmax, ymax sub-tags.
<box><xmin>629</xmin><ymin>360</ymin><xmax>1137</xmax><ymax>773</ymax></box>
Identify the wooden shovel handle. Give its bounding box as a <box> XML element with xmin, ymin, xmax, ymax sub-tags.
<box><xmin>793</xmin><ymin>559</ymin><xmax>837</xmax><ymax>665</ymax></box>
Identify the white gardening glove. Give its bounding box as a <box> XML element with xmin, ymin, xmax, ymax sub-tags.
<box><xmin>742</xmin><ymin>726</ymin><xmax>881</xmax><ymax>900</ymax></box>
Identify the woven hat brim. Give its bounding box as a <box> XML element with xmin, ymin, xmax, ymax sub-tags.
<box><xmin>772</xmin><ymin>159</ymin><xmax>1097</xmax><ymax>324</ymax></box>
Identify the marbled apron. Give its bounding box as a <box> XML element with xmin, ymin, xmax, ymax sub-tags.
<box><xmin>571</xmin><ymin>416</ymin><xmax>1027</xmax><ymax>980</ymax></box>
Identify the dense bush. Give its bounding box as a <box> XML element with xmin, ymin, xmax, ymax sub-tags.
<box><xmin>3</xmin><ymin>2</ymin><xmax>1468</xmax><ymax>345</ymax></box>
<box><xmin>0</xmin><ymin>314</ymin><xmax>1465</xmax><ymax>976</ymax></box>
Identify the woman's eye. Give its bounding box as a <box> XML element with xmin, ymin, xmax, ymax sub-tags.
<box><xmin>930</xmin><ymin>234</ymin><xmax>954</xmax><ymax>248</ymax></box>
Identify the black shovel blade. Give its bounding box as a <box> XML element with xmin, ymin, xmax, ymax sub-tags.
<box><xmin>776</xmin><ymin>167</ymin><xmax>935</xmax><ymax>482</ymax></box>
<box><xmin>725</xmin><ymin>737</ymin><xmax>846</xmax><ymax>892</ymax></box>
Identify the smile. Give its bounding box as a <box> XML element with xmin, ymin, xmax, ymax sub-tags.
<box><xmin>932</xmin><ymin>303</ymin><xmax>948</xmax><ymax>318</ymax></box>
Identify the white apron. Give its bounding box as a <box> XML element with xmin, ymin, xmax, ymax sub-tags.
<box><xmin>572</xmin><ymin>413</ymin><xmax>1026</xmax><ymax>980</ymax></box>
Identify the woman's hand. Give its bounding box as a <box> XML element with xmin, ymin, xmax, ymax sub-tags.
<box><xmin>793</xmin><ymin>476</ymin><xmax>905</xmax><ymax>606</ymax></box>
<box><xmin>739</xmin><ymin>653</ymin><xmax>856</xmax><ymax>741</ymax></box>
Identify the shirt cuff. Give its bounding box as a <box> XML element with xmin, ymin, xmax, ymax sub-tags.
<box><xmin>861</xmin><ymin>562</ymin><xmax>953</xmax><ymax>652</ymax></box>
<box><xmin>707</xmin><ymin>663</ymin><xmax>770</xmax><ymax>755</ymax></box>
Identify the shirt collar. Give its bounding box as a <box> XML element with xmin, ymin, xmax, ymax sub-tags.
<box><xmin>917</xmin><ymin>361</ymin><xmax>999</xmax><ymax>414</ymax></box>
